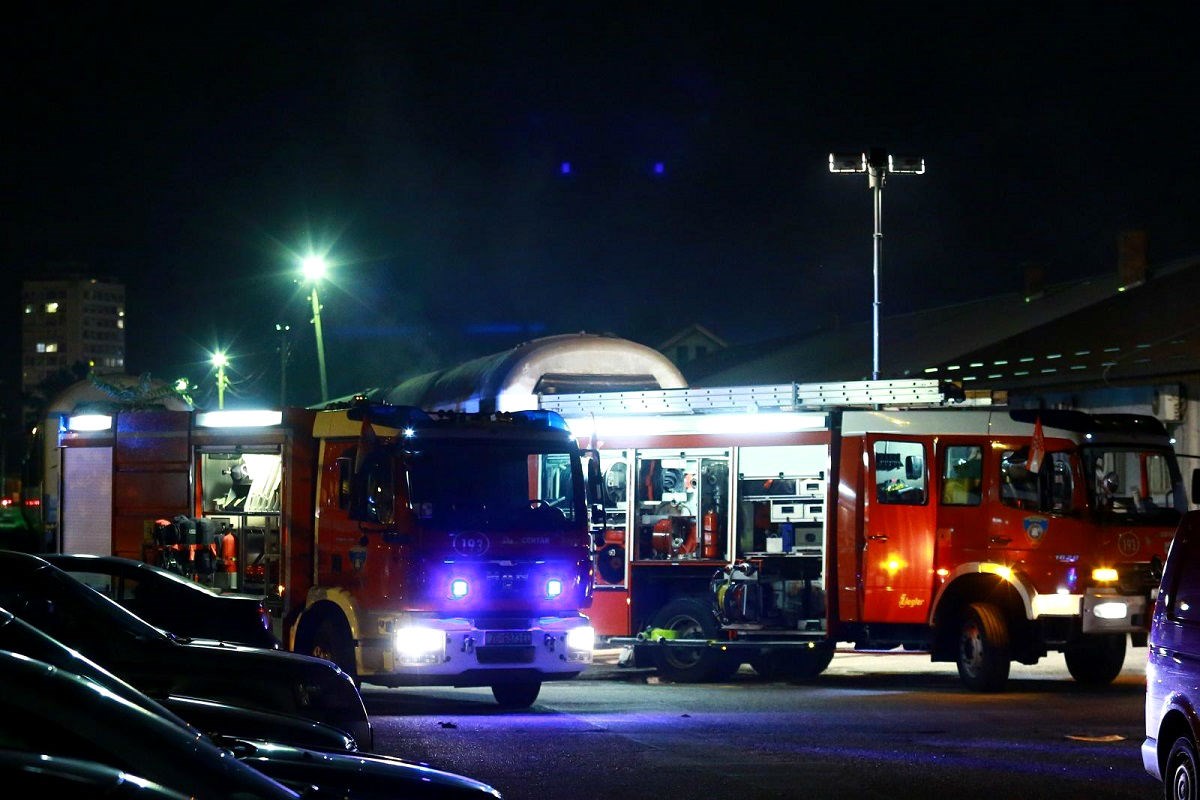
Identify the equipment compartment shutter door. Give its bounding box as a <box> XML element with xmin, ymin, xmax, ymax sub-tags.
<box><xmin>62</xmin><ymin>447</ymin><xmax>114</xmax><ymax>554</ymax></box>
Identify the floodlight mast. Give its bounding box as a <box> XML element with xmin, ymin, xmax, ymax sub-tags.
<box><xmin>828</xmin><ymin>148</ymin><xmax>925</xmax><ymax>380</ymax></box>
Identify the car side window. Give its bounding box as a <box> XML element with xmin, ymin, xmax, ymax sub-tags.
<box><xmin>1169</xmin><ymin>535</ymin><xmax>1200</xmax><ymax>624</ymax></box>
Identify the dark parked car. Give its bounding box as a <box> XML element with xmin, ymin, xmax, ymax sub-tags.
<box><xmin>0</xmin><ymin>607</ymin><xmax>504</xmax><ymax>799</ymax></box>
<box><xmin>0</xmin><ymin>549</ymin><xmax>372</xmax><ymax>749</ymax></box>
<box><xmin>0</xmin><ymin>649</ymin><xmax>302</xmax><ymax>800</ymax></box>
<box><xmin>218</xmin><ymin>735</ymin><xmax>503</xmax><ymax>800</ymax></box>
<box><xmin>43</xmin><ymin>552</ymin><xmax>280</xmax><ymax>649</ymax></box>
<box><xmin>1144</xmin><ymin>509</ymin><xmax>1200</xmax><ymax>798</ymax></box>
<box><xmin>0</xmin><ymin>749</ymin><xmax>193</xmax><ymax>799</ymax></box>
<box><xmin>0</xmin><ymin>604</ymin><xmax>356</xmax><ymax>752</ymax></box>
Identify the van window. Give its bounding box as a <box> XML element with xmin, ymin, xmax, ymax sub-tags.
<box><xmin>1169</xmin><ymin>535</ymin><xmax>1200</xmax><ymax>625</ymax></box>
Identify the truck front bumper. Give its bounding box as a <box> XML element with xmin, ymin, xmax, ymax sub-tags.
<box><xmin>360</xmin><ymin>613</ymin><xmax>594</xmax><ymax>686</ymax></box>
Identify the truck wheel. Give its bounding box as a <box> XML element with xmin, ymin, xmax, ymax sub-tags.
<box><xmin>309</xmin><ymin>616</ymin><xmax>359</xmax><ymax>686</ymax></box>
<box><xmin>648</xmin><ymin>597</ymin><xmax>726</xmax><ymax>683</ymax></box>
<box><xmin>1064</xmin><ymin>633</ymin><xmax>1126</xmax><ymax>687</ymax></box>
<box><xmin>750</xmin><ymin>644</ymin><xmax>834</xmax><ymax>682</ymax></box>
<box><xmin>491</xmin><ymin>680</ymin><xmax>541</xmax><ymax>709</ymax></box>
<box><xmin>1166</xmin><ymin>734</ymin><xmax>1199</xmax><ymax>800</ymax></box>
<box><xmin>790</xmin><ymin>643</ymin><xmax>835</xmax><ymax>682</ymax></box>
<box><xmin>956</xmin><ymin>602</ymin><xmax>1010</xmax><ymax>692</ymax></box>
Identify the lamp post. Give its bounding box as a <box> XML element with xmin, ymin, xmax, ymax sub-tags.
<box><xmin>829</xmin><ymin>148</ymin><xmax>925</xmax><ymax>380</ymax></box>
<box><xmin>211</xmin><ymin>351</ymin><xmax>229</xmax><ymax>410</ymax></box>
<box><xmin>300</xmin><ymin>255</ymin><xmax>329</xmax><ymax>404</ymax></box>
<box><xmin>275</xmin><ymin>322</ymin><xmax>291</xmax><ymax>409</ymax></box>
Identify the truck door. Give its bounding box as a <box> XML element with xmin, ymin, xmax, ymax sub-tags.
<box><xmin>862</xmin><ymin>436</ymin><xmax>936</xmax><ymax>624</ymax></box>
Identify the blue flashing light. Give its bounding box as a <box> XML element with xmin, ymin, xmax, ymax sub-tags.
<box><xmin>511</xmin><ymin>409</ymin><xmax>570</xmax><ymax>432</ymax></box>
<box><xmin>545</xmin><ymin>578</ymin><xmax>563</xmax><ymax>599</ymax></box>
<box><xmin>653</xmin><ymin>162</ymin><xmax>664</xmax><ymax>175</ymax></box>
<box><xmin>560</xmin><ymin>162</ymin><xmax>571</xmax><ymax>175</ymax></box>
<box><xmin>450</xmin><ymin>578</ymin><xmax>470</xmax><ymax>599</ymax></box>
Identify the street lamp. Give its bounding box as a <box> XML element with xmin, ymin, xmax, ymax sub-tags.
<box><xmin>275</xmin><ymin>322</ymin><xmax>291</xmax><ymax>408</ymax></box>
<box><xmin>829</xmin><ymin>148</ymin><xmax>925</xmax><ymax>380</ymax></box>
<box><xmin>211</xmin><ymin>351</ymin><xmax>229</xmax><ymax>410</ymax></box>
<box><xmin>300</xmin><ymin>255</ymin><xmax>329</xmax><ymax>404</ymax></box>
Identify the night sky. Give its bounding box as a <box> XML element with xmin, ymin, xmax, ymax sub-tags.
<box><xmin>4</xmin><ymin>2</ymin><xmax>1197</xmax><ymax>410</ymax></box>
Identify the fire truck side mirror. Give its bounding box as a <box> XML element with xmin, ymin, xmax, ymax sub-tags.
<box><xmin>905</xmin><ymin>455</ymin><xmax>924</xmax><ymax>481</ymax></box>
<box><xmin>586</xmin><ymin>451</ymin><xmax>605</xmax><ymax>525</ymax></box>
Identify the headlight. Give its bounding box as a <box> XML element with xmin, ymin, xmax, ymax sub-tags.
<box><xmin>394</xmin><ymin>626</ymin><xmax>446</xmax><ymax>664</ymax></box>
<box><xmin>565</xmin><ymin>625</ymin><xmax>595</xmax><ymax>652</ymax></box>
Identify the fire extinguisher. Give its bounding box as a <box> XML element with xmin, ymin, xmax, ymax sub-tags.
<box><xmin>702</xmin><ymin>510</ymin><xmax>719</xmax><ymax>559</ymax></box>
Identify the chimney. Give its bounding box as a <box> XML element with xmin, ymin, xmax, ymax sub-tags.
<box><xmin>1023</xmin><ymin>263</ymin><xmax>1045</xmax><ymax>301</ymax></box>
<box><xmin>1118</xmin><ymin>229</ymin><xmax>1147</xmax><ymax>291</ymax></box>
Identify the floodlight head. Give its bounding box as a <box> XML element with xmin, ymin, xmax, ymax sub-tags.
<box><xmin>888</xmin><ymin>155</ymin><xmax>925</xmax><ymax>174</ymax></box>
<box><xmin>829</xmin><ymin>152</ymin><xmax>867</xmax><ymax>173</ymax></box>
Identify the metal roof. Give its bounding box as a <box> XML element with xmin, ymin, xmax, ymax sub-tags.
<box><xmin>686</xmin><ymin>255</ymin><xmax>1200</xmax><ymax>395</ymax></box>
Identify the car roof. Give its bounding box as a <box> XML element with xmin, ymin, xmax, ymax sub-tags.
<box><xmin>44</xmin><ymin>553</ymin><xmax>225</xmax><ymax>596</ymax></box>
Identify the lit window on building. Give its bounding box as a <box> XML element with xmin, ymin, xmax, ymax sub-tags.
<box><xmin>45</xmin><ymin>302</ymin><xmax>59</xmax><ymax>313</ymax></box>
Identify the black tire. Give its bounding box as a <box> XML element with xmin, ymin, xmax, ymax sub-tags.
<box><xmin>306</xmin><ymin>614</ymin><xmax>359</xmax><ymax>686</ymax></box>
<box><xmin>749</xmin><ymin>650</ymin><xmax>788</xmax><ymax>680</ymax></box>
<box><xmin>749</xmin><ymin>644</ymin><xmax>834</xmax><ymax>682</ymax></box>
<box><xmin>648</xmin><ymin>597</ymin><xmax>725</xmax><ymax>683</ymax></box>
<box><xmin>790</xmin><ymin>643</ymin><xmax>835</xmax><ymax>682</ymax></box>
<box><xmin>491</xmin><ymin>680</ymin><xmax>541</xmax><ymax>709</ymax></box>
<box><xmin>956</xmin><ymin>601</ymin><xmax>1011</xmax><ymax>692</ymax></box>
<box><xmin>1165</xmin><ymin>735</ymin><xmax>1200</xmax><ymax>800</ymax></box>
<box><xmin>1064</xmin><ymin>633</ymin><xmax>1126</xmax><ymax>687</ymax></box>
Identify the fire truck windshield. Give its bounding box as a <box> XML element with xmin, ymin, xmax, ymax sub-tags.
<box><xmin>1081</xmin><ymin>445</ymin><xmax>1186</xmax><ymax>522</ymax></box>
<box><xmin>403</xmin><ymin>440</ymin><xmax>580</xmax><ymax>531</ymax></box>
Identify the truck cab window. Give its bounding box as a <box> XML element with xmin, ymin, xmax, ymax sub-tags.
<box><xmin>874</xmin><ymin>441</ymin><xmax>926</xmax><ymax>505</ymax></box>
<box><xmin>1000</xmin><ymin>449</ymin><xmax>1074</xmax><ymax>514</ymax></box>
<box><xmin>360</xmin><ymin>452</ymin><xmax>396</xmax><ymax>525</ymax></box>
<box><xmin>941</xmin><ymin>445</ymin><xmax>983</xmax><ymax>506</ymax></box>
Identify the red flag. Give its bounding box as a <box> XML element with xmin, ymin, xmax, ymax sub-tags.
<box><xmin>1028</xmin><ymin>416</ymin><xmax>1046</xmax><ymax>473</ymax></box>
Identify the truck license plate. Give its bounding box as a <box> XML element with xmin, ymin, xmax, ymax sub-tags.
<box><xmin>485</xmin><ymin>631</ymin><xmax>532</xmax><ymax>646</ymax></box>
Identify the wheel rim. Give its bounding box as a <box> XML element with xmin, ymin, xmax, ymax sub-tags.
<box><xmin>1174</xmin><ymin>758</ymin><xmax>1193</xmax><ymax>800</ymax></box>
<box><xmin>960</xmin><ymin>619</ymin><xmax>984</xmax><ymax>676</ymax></box>
<box><xmin>661</xmin><ymin>613</ymin><xmax>706</xmax><ymax>669</ymax></box>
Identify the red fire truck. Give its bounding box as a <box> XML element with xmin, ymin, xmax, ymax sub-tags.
<box><xmin>374</xmin><ymin>334</ymin><xmax>1189</xmax><ymax>690</ymax></box>
<box><xmin>57</xmin><ymin>400</ymin><xmax>600</xmax><ymax>707</ymax></box>
<box><xmin>534</xmin><ymin>380</ymin><xmax>1187</xmax><ymax>690</ymax></box>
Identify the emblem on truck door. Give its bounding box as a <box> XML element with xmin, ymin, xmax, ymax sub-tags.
<box><xmin>1023</xmin><ymin>516</ymin><xmax>1049</xmax><ymax>541</ymax></box>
